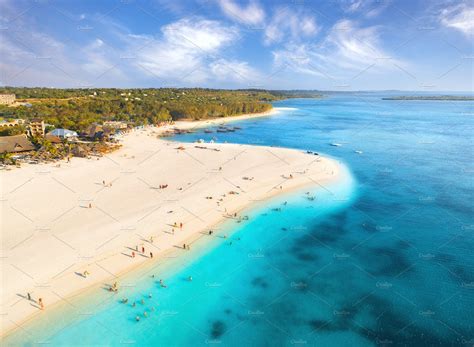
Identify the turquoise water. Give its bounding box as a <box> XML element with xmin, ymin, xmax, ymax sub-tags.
<box><xmin>5</xmin><ymin>93</ymin><xmax>473</xmax><ymax>346</ymax></box>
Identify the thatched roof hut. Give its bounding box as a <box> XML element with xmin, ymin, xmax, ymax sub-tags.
<box><xmin>0</xmin><ymin>134</ymin><xmax>35</xmax><ymax>153</ymax></box>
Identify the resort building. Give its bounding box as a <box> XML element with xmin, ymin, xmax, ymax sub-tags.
<box><xmin>0</xmin><ymin>134</ymin><xmax>35</xmax><ymax>153</ymax></box>
<box><xmin>103</xmin><ymin>121</ymin><xmax>128</xmax><ymax>130</ymax></box>
<box><xmin>27</xmin><ymin>119</ymin><xmax>45</xmax><ymax>137</ymax></box>
<box><xmin>0</xmin><ymin>94</ymin><xmax>16</xmax><ymax>105</ymax></box>
<box><xmin>47</xmin><ymin>128</ymin><xmax>78</xmax><ymax>140</ymax></box>
<box><xmin>0</xmin><ymin>119</ymin><xmax>25</xmax><ymax>128</ymax></box>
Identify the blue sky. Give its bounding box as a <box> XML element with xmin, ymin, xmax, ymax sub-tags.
<box><xmin>0</xmin><ymin>0</ymin><xmax>473</xmax><ymax>91</ymax></box>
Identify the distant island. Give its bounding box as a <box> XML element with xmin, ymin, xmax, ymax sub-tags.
<box><xmin>382</xmin><ymin>95</ymin><xmax>474</xmax><ymax>101</ymax></box>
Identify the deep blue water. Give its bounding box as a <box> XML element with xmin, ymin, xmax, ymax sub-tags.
<box><xmin>5</xmin><ymin>94</ymin><xmax>474</xmax><ymax>346</ymax></box>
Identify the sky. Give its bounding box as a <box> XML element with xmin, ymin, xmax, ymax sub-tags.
<box><xmin>0</xmin><ymin>0</ymin><xmax>473</xmax><ymax>91</ymax></box>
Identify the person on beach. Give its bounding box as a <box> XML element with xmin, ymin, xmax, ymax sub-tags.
<box><xmin>27</xmin><ymin>293</ymin><xmax>31</xmax><ymax>301</ymax></box>
<box><xmin>132</xmin><ymin>251</ymin><xmax>135</xmax><ymax>258</ymax></box>
<box><xmin>141</xmin><ymin>246</ymin><xmax>145</xmax><ymax>253</ymax></box>
<box><xmin>183</xmin><ymin>243</ymin><xmax>186</xmax><ymax>249</ymax></box>
<box><xmin>83</xmin><ymin>270</ymin><xmax>90</xmax><ymax>277</ymax></box>
<box><xmin>150</xmin><ymin>236</ymin><xmax>154</xmax><ymax>244</ymax></box>
<box><xmin>180</xmin><ymin>222</ymin><xmax>183</xmax><ymax>229</ymax></box>
<box><xmin>38</xmin><ymin>298</ymin><xmax>44</xmax><ymax>310</ymax></box>
<box><xmin>88</xmin><ymin>203</ymin><xmax>92</xmax><ymax>208</ymax></box>
<box><xmin>150</xmin><ymin>252</ymin><xmax>153</xmax><ymax>258</ymax></box>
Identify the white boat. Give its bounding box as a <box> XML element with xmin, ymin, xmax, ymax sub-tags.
<box><xmin>354</xmin><ymin>150</ymin><xmax>363</xmax><ymax>154</ymax></box>
<box><xmin>330</xmin><ymin>143</ymin><xmax>342</xmax><ymax>147</ymax></box>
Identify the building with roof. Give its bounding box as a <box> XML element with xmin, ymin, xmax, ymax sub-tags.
<box><xmin>103</xmin><ymin>121</ymin><xmax>128</xmax><ymax>130</ymax></box>
<box><xmin>27</xmin><ymin>119</ymin><xmax>45</xmax><ymax>137</ymax></box>
<box><xmin>0</xmin><ymin>94</ymin><xmax>16</xmax><ymax>105</ymax></box>
<box><xmin>0</xmin><ymin>134</ymin><xmax>35</xmax><ymax>153</ymax></box>
<box><xmin>0</xmin><ymin>119</ymin><xmax>25</xmax><ymax>128</ymax></box>
<box><xmin>48</xmin><ymin>128</ymin><xmax>78</xmax><ymax>140</ymax></box>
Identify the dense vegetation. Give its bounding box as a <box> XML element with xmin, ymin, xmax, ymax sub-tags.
<box><xmin>0</xmin><ymin>124</ymin><xmax>25</xmax><ymax>136</ymax></box>
<box><xmin>0</xmin><ymin>88</ymin><xmax>323</xmax><ymax>132</ymax></box>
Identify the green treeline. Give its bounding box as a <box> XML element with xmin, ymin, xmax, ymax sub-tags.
<box><xmin>0</xmin><ymin>88</ymin><xmax>315</xmax><ymax>132</ymax></box>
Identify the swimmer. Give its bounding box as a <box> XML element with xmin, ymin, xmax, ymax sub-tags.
<box><xmin>148</xmin><ymin>293</ymin><xmax>152</xmax><ymax>298</ymax></box>
<box><xmin>144</xmin><ymin>311</ymin><xmax>148</xmax><ymax>317</ymax></box>
<box><xmin>188</xmin><ymin>276</ymin><xmax>193</xmax><ymax>281</ymax></box>
<box><xmin>141</xmin><ymin>299</ymin><xmax>145</xmax><ymax>304</ymax></box>
<box><xmin>136</xmin><ymin>316</ymin><xmax>140</xmax><ymax>322</ymax></box>
<box><xmin>132</xmin><ymin>302</ymin><xmax>136</xmax><ymax>307</ymax></box>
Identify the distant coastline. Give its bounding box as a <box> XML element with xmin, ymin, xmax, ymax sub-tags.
<box><xmin>382</xmin><ymin>95</ymin><xmax>474</xmax><ymax>101</ymax></box>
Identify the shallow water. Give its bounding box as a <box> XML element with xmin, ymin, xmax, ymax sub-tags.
<box><xmin>5</xmin><ymin>93</ymin><xmax>474</xmax><ymax>346</ymax></box>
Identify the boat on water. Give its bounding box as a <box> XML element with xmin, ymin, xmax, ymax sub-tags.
<box><xmin>204</xmin><ymin>129</ymin><xmax>213</xmax><ymax>133</ymax></box>
<box><xmin>330</xmin><ymin>143</ymin><xmax>342</xmax><ymax>147</ymax></box>
<box><xmin>354</xmin><ymin>150</ymin><xmax>363</xmax><ymax>154</ymax></box>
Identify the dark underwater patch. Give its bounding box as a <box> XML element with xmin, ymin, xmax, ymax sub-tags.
<box><xmin>251</xmin><ymin>276</ymin><xmax>269</xmax><ymax>289</ymax></box>
<box><xmin>210</xmin><ymin>320</ymin><xmax>226</xmax><ymax>339</ymax></box>
<box><xmin>370</xmin><ymin>246</ymin><xmax>414</xmax><ymax>277</ymax></box>
<box><xmin>295</xmin><ymin>252</ymin><xmax>318</xmax><ymax>262</ymax></box>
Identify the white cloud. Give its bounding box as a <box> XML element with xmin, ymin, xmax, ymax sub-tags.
<box><xmin>339</xmin><ymin>0</ymin><xmax>390</xmax><ymax>18</ymax></box>
<box><xmin>130</xmin><ymin>18</ymin><xmax>257</xmax><ymax>85</ymax></box>
<box><xmin>439</xmin><ymin>3</ymin><xmax>474</xmax><ymax>36</ymax></box>
<box><xmin>264</xmin><ymin>7</ymin><xmax>319</xmax><ymax>45</ymax></box>
<box><xmin>210</xmin><ymin>59</ymin><xmax>261</xmax><ymax>83</ymax></box>
<box><xmin>217</xmin><ymin>0</ymin><xmax>265</xmax><ymax>26</ymax></box>
<box><xmin>272</xmin><ymin>20</ymin><xmax>403</xmax><ymax>79</ymax></box>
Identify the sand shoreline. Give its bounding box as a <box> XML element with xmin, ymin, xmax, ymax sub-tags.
<box><xmin>1</xmin><ymin>109</ymin><xmax>343</xmax><ymax>339</ymax></box>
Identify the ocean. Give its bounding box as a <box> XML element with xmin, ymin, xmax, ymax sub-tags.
<box><xmin>4</xmin><ymin>93</ymin><xmax>473</xmax><ymax>346</ymax></box>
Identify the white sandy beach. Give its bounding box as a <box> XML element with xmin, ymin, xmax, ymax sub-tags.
<box><xmin>0</xmin><ymin>113</ymin><xmax>342</xmax><ymax>337</ymax></box>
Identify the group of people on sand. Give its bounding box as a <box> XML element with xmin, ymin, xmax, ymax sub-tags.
<box><xmin>131</xmin><ymin>244</ymin><xmax>153</xmax><ymax>259</ymax></box>
<box><xmin>26</xmin><ymin>292</ymin><xmax>44</xmax><ymax>310</ymax></box>
<box><xmin>158</xmin><ymin>184</ymin><xmax>168</xmax><ymax>189</ymax></box>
